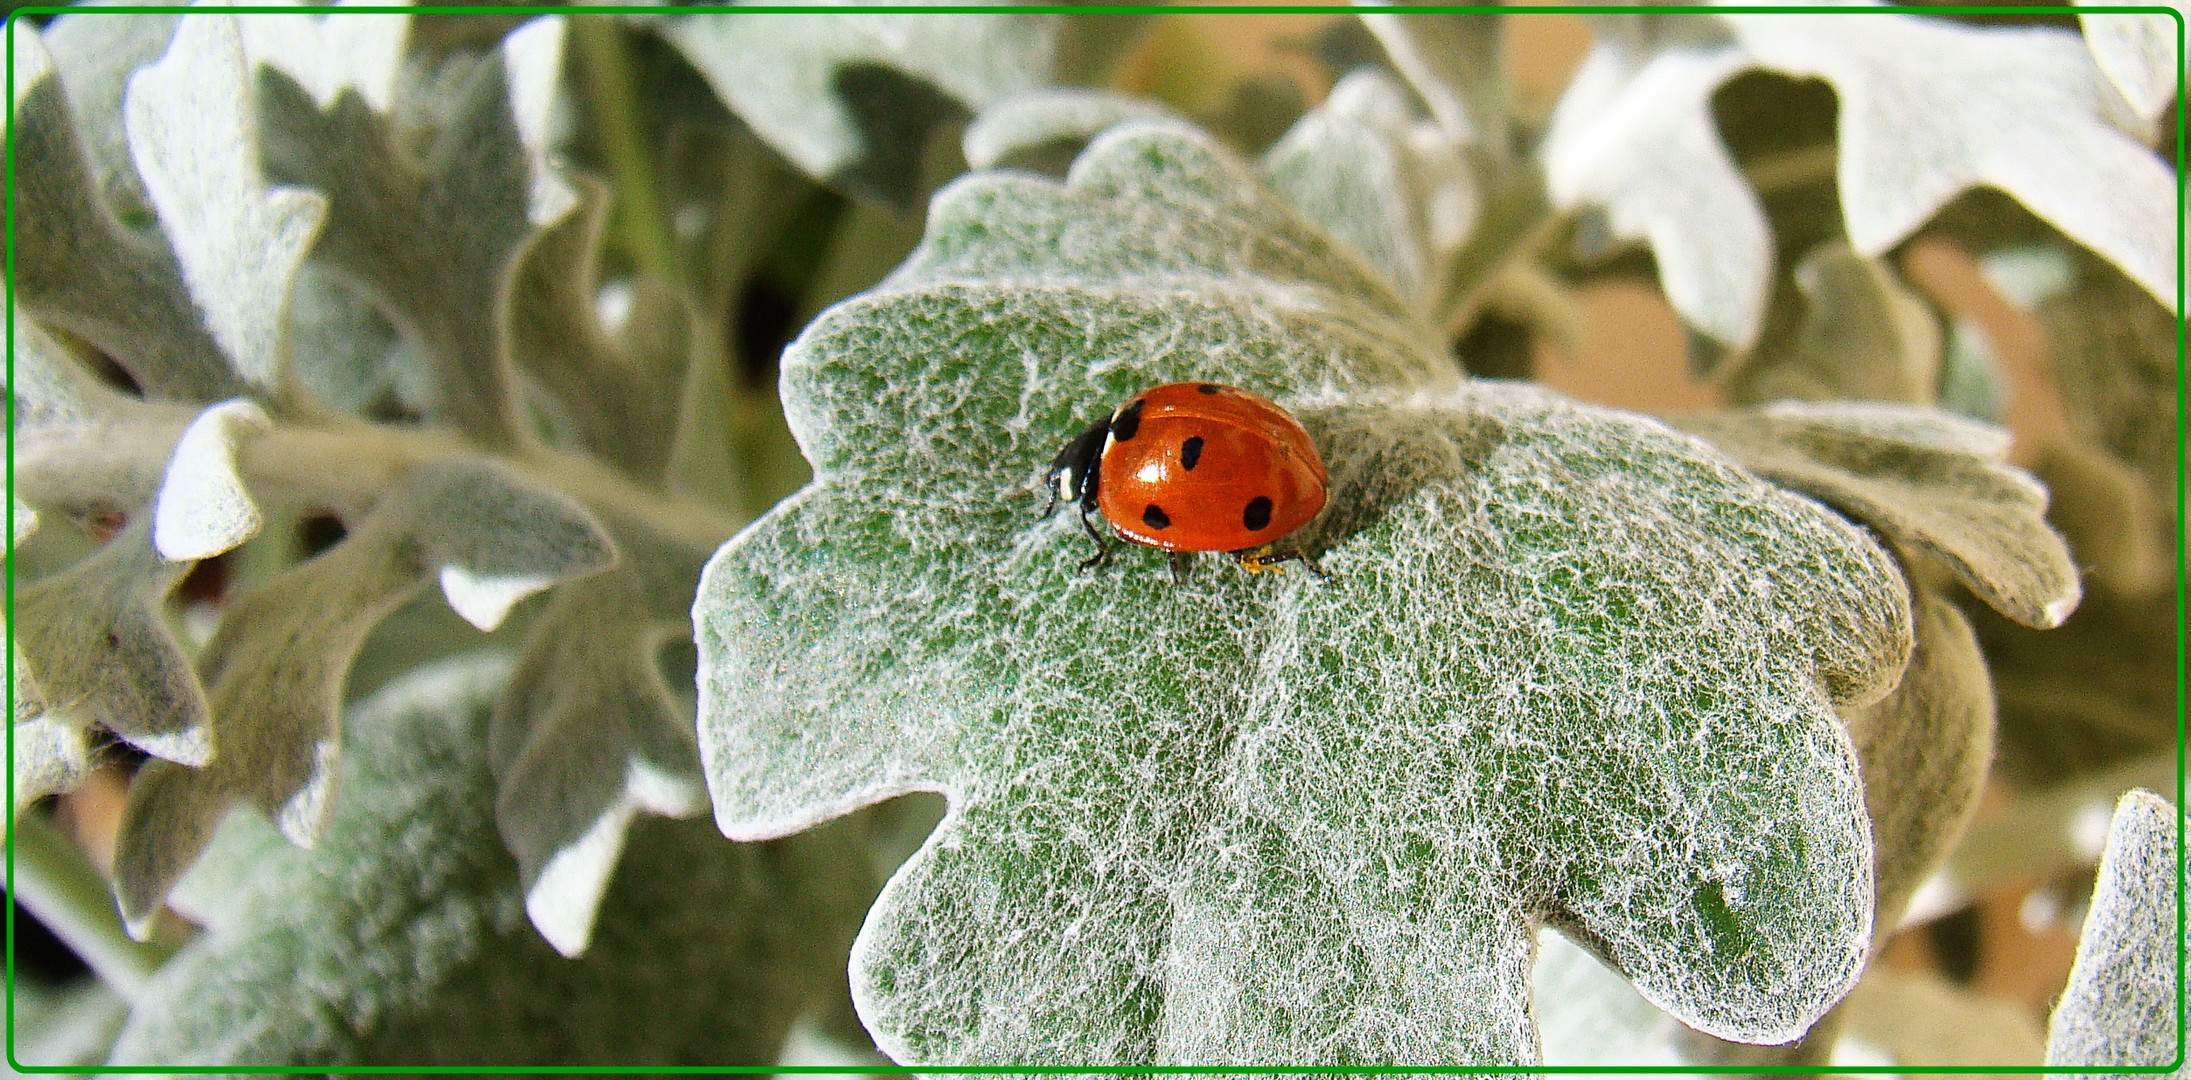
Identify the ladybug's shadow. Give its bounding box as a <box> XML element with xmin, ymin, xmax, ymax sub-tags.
<box><xmin>1286</xmin><ymin>400</ymin><xmax>1504</xmax><ymax>563</ymax></box>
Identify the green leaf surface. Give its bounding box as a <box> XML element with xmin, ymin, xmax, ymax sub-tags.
<box><xmin>107</xmin><ymin>653</ymin><xmax>880</xmax><ymax>1071</ymax></box>
<box><xmin>2043</xmin><ymin>789</ymin><xmax>2183</xmax><ymax>1070</ymax></box>
<box><xmin>695</xmin><ymin>122</ymin><xmax>1915</xmax><ymax>1064</ymax></box>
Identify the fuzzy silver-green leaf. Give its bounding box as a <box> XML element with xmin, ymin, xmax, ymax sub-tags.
<box><xmin>695</xmin><ymin>122</ymin><xmax>1914</xmax><ymax>1064</ymax></box>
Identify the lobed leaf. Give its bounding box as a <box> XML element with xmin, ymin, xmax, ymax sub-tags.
<box><xmin>662</xmin><ymin>9</ymin><xmax>1060</xmax><ymax>207</ymax></box>
<box><xmin>963</xmin><ymin>89</ymin><xmax>1170</xmax><ymax>172</ymax></box>
<box><xmin>9</xmin><ymin>19</ymin><xmax>246</xmax><ymax>402</ymax></box>
<box><xmin>254</xmin><ymin>39</ymin><xmax>542</xmax><ymax>446</ymax></box>
<box><xmin>1725</xmin><ymin>13</ymin><xmax>2177</xmax><ymax>312</ymax></box>
<box><xmin>37</xmin><ymin>8</ymin><xmax>177</xmax><ymax>226</ymax></box>
<box><xmin>14</xmin><ymin>518</ymin><xmax>210</xmax><ymax>769</ymax></box>
<box><xmin>151</xmin><ymin>399</ymin><xmax>273</xmax><ymax>562</ymax></box>
<box><xmin>12</xmin><ymin>715</ymin><xmax>97</xmax><ymax>817</ymax></box>
<box><xmin>108</xmin><ymin>653</ymin><xmax>881</xmax><ymax>1070</ymax></box>
<box><xmin>1726</xmin><ymin>240</ymin><xmax>1942</xmax><ymax>408</ymax></box>
<box><xmin>1543</xmin><ymin>36</ymin><xmax>1768</xmax><ymax>351</ymax></box>
<box><xmin>406</xmin><ymin>458</ymin><xmax>619</xmax><ymax>632</ymax></box>
<box><xmin>122</xmin><ymin>12</ymin><xmax>329</xmax><ymax>391</ymax></box>
<box><xmin>2075</xmin><ymin>0</ymin><xmax>2183</xmax><ymax>127</ymax></box>
<box><xmin>110</xmin><ymin>459</ymin><xmax>614</xmax><ymax>935</ymax></box>
<box><xmin>2043</xmin><ymin>789</ymin><xmax>2183</xmax><ymax>1069</ymax></box>
<box><xmin>696</xmin><ymin>122</ymin><xmax>1915</xmax><ymax>1063</ymax></box>
<box><xmin>1357</xmin><ymin>9</ymin><xmax>1508</xmax><ymax>160</ymax></box>
<box><xmin>488</xmin><ymin>508</ymin><xmax>716</xmax><ymax>958</ymax></box>
<box><xmin>502</xmin><ymin>180</ymin><xmax>683</xmax><ymax>480</ymax></box>
<box><xmin>235</xmin><ymin>0</ymin><xmax>411</xmax><ymax>115</ymax></box>
<box><xmin>1542</xmin><ymin>11</ymin><xmax>2180</xmax><ymax>349</ymax></box>
<box><xmin>1678</xmin><ymin>401</ymin><xmax>2080</xmax><ymax>629</ymax></box>
<box><xmin>1261</xmin><ymin>68</ymin><xmax>1476</xmax><ymax>315</ymax></box>
<box><xmin>1838</xmin><ymin>586</ymin><xmax>1994</xmax><ymax>930</ymax></box>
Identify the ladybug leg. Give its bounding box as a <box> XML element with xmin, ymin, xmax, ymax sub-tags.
<box><xmin>1167</xmin><ymin>551</ymin><xmax>1195</xmax><ymax>584</ymax></box>
<box><xmin>1075</xmin><ymin>506</ymin><xmax>1113</xmax><ymax>571</ymax></box>
<box><xmin>1233</xmin><ymin>545</ymin><xmax>1330</xmax><ymax>580</ymax></box>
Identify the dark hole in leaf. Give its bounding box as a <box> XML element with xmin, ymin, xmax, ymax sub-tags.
<box><xmin>1710</xmin><ymin>72</ymin><xmax>1838</xmax><ymax>168</ymax></box>
<box><xmin>1300</xmin><ymin>17</ymin><xmax>1387</xmax><ymax>85</ymax></box>
<box><xmin>89</xmin><ymin>730</ymin><xmax>149</xmax><ymax>775</ymax></box>
<box><xmin>297</xmin><ymin>514</ymin><xmax>348</xmax><ymax>558</ymax></box>
<box><xmin>1203</xmin><ymin>73</ymin><xmax>1307</xmax><ymax>158</ymax></box>
<box><xmin>176</xmin><ymin>553</ymin><xmax>230</xmax><ymax>607</ymax></box>
<box><xmin>1455</xmin><ymin>311</ymin><xmax>1535</xmax><ymax>380</ymax></box>
<box><xmin>655</xmin><ymin>636</ymin><xmax>700</xmax><ymax>715</ymax></box>
<box><xmin>363</xmin><ymin>392</ymin><xmax>425</xmax><ymax>427</ymax></box>
<box><xmin>827</xmin><ymin>63</ymin><xmax>971</xmax><ymax>212</ymax></box>
<box><xmin>6</xmin><ymin>882</ymin><xmax>90</xmax><ymax>984</ymax></box>
<box><xmin>79</xmin><ymin>347</ymin><xmax>143</xmax><ymax>399</ymax></box>
<box><xmin>734</xmin><ymin>275</ymin><xmax>803</xmax><ymax>387</ymax></box>
<box><xmin>990</xmin><ymin>138</ymin><xmax>1085</xmax><ymax>180</ymax></box>
<box><xmin>734</xmin><ymin>185</ymin><xmax>850</xmax><ymax>383</ymax></box>
<box><xmin>1925</xmin><ymin>904</ymin><xmax>1984</xmax><ymax>984</ymax></box>
<box><xmin>89</xmin><ymin>509</ymin><xmax>127</xmax><ymax>544</ymax></box>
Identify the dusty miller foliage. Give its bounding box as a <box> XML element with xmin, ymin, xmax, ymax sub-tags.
<box><xmin>1</xmin><ymin>3</ymin><xmax>2175</xmax><ymax>1071</ymax></box>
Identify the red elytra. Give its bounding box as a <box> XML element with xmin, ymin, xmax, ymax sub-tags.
<box><xmin>1045</xmin><ymin>382</ymin><xmax>1329</xmax><ymax>577</ymax></box>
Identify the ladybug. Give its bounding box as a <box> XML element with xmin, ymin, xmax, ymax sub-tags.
<box><xmin>1044</xmin><ymin>382</ymin><xmax>1328</xmax><ymax>581</ymax></box>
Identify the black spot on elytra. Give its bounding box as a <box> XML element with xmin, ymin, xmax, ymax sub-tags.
<box><xmin>1110</xmin><ymin>399</ymin><xmax>1144</xmax><ymax>441</ymax></box>
<box><xmin>1197</xmin><ymin>383</ymin><xmax>1223</xmax><ymax>395</ymax></box>
<box><xmin>1243</xmin><ymin>496</ymin><xmax>1273</xmax><ymax>532</ymax></box>
<box><xmin>1143</xmin><ymin>504</ymin><xmax>1171</xmax><ymax>530</ymax></box>
<box><xmin>1180</xmin><ymin>436</ymin><xmax>1204</xmax><ymax>470</ymax></box>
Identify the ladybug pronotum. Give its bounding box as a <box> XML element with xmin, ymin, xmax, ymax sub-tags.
<box><xmin>1044</xmin><ymin>382</ymin><xmax>1329</xmax><ymax>582</ymax></box>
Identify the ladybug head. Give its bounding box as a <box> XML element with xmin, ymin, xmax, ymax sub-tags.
<box><xmin>1046</xmin><ymin>415</ymin><xmax>1110</xmax><ymax>511</ymax></box>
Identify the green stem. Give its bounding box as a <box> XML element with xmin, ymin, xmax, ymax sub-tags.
<box><xmin>9</xmin><ymin>811</ymin><xmax>178</xmax><ymax>1001</ymax></box>
<box><xmin>572</xmin><ymin>18</ymin><xmax>680</xmax><ymax>286</ymax></box>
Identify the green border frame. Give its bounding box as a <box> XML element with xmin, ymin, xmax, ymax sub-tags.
<box><xmin>2</xmin><ymin>2</ymin><xmax>2182</xmax><ymax>1073</ymax></box>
